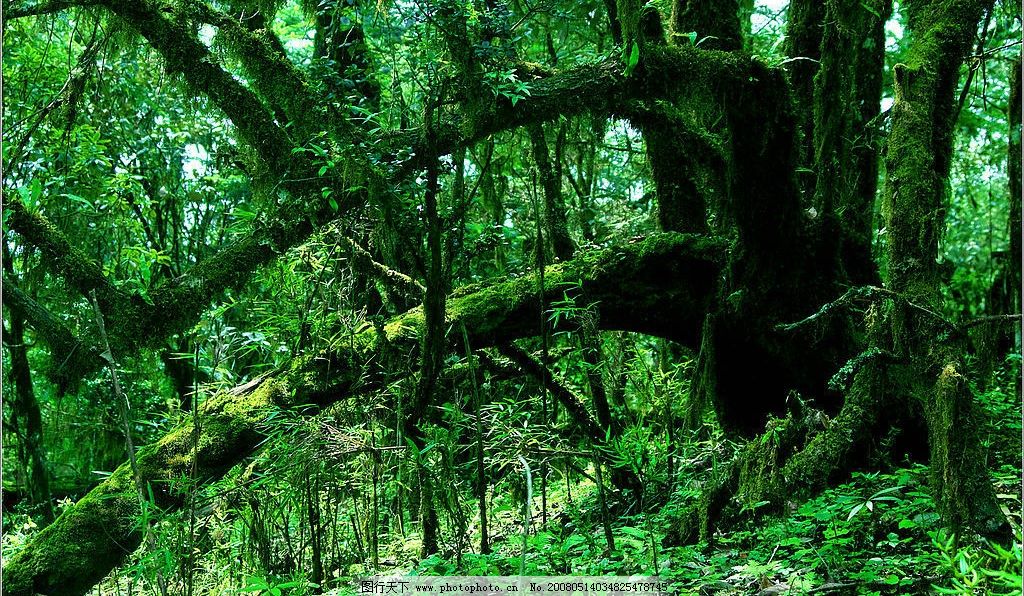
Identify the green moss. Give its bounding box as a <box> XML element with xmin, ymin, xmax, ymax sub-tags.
<box><xmin>3</xmin><ymin>479</ymin><xmax>142</xmax><ymax>596</ymax></box>
<box><xmin>2</xmin><ymin>377</ymin><xmax>295</xmax><ymax>595</ymax></box>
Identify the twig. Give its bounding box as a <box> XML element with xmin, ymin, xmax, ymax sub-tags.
<box><xmin>777</xmin><ymin>286</ymin><xmax>953</xmax><ymax>332</ymax></box>
<box><xmin>89</xmin><ymin>290</ymin><xmax>142</xmax><ymax>497</ymax></box>
<box><xmin>956</xmin><ymin>313</ymin><xmax>1022</xmax><ymax>331</ymax></box>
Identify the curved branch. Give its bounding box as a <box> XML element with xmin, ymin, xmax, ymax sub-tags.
<box><xmin>2</xmin><ymin>0</ymin><xmax>98</xmax><ymax>22</ymax></box>
<box><xmin>2</xmin><ymin>232</ymin><xmax>725</xmax><ymax>595</ymax></box>
<box><xmin>1</xmin><ymin>274</ymin><xmax>103</xmax><ymax>386</ymax></box>
<box><xmin>393</xmin><ymin>44</ymin><xmax>761</xmax><ymax>174</ymax></box>
<box><xmin>99</xmin><ymin>0</ymin><xmax>293</xmax><ymax>172</ymax></box>
<box><xmin>5</xmin><ymin>199</ymin><xmax>138</xmax><ymax>320</ymax></box>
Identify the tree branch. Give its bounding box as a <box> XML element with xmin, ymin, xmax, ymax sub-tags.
<box><xmin>2</xmin><ymin>0</ymin><xmax>98</xmax><ymax>22</ymax></box>
<box><xmin>5</xmin><ymin>198</ymin><xmax>137</xmax><ymax>319</ymax></box>
<box><xmin>2</xmin><ymin>233</ymin><xmax>724</xmax><ymax>595</ymax></box>
<box><xmin>1</xmin><ymin>274</ymin><xmax>103</xmax><ymax>387</ymax></box>
<box><xmin>99</xmin><ymin>0</ymin><xmax>294</xmax><ymax>172</ymax></box>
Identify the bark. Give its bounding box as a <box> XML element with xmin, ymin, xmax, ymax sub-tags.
<box><xmin>845</xmin><ymin>0</ymin><xmax>892</xmax><ymax>285</ymax></box>
<box><xmin>409</xmin><ymin>159</ymin><xmax>443</xmax><ymax>556</ymax></box>
<box><xmin>668</xmin><ymin>0</ymin><xmax>742</xmax><ymax>51</ymax></box>
<box><xmin>632</xmin><ymin>105</ymin><xmax>717</xmax><ymax>234</ymax></box>
<box><xmin>100</xmin><ymin>0</ymin><xmax>293</xmax><ymax>170</ymax></box>
<box><xmin>6</xmin><ymin>200</ymin><xmax>131</xmax><ymax>320</ymax></box>
<box><xmin>1</xmin><ymin>274</ymin><xmax>101</xmax><ymax>388</ymax></box>
<box><xmin>2</xmin><ymin>0</ymin><xmax>100</xmax><ymax>21</ymax></box>
<box><xmin>882</xmin><ymin>0</ymin><xmax>1007</xmax><ymax>541</ymax></box>
<box><xmin>696</xmin><ymin>59</ymin><xmax>855</xmax><ymax>436</ymax></box>
<box><xmin>1</xmin><ymin>378</ymin><xmax>295</xmax><ymax>596</ymax></box>
<box><xmin>3</xmin><ymin>314</ymin><xmax>53</xmax><ymax>518</ymax></box>
<box><xmin>1</xmin><ymin>234</ymin><xmax>724</xmax><ymax>595</ymax></box>
<box><xmin>395</xmin><ymin>44</ymin><xmax>772</xmax><ymax>177</ymax></box>
<box><xmin>812</xmin><ymin>0</ymin><xmax>890</xmax><ymax>285</ymax></box>
<box><xmin>786</xmin><ymin>0</ymin><xmax>826</xmax><ymax>198</ymax></box>
<box><xmin>529</xmin><ymin>123</ymin><xmax>574</xmax><ymax>261</ymax></box>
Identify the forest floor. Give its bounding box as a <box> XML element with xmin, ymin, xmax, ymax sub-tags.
<box><xmin>3</xmin><ymin>364</ymin><xmax>1020</xmax><ymax>596</ymax></box>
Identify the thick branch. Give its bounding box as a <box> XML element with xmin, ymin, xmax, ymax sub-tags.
<box><xmin>2</xmin><ymin>233</ymin><xmax>724</xmax><ymax>595</ymax></box>
<box><xmin>395</xmin><ymin>45</ymin><xmax>762</xmax><ymax>173</ymax></box>
<box><xmin>99</xmin><ymin>0</ymin><xmax>293</xmax><ymax>172</ymax></box>
<box><xmin>339</xmin><ymin>235</ymin><xmax>425</xmax><ymax>302</ymax></box>
<box><xmin>1</xmin><ymin>274</ymin><xmax>102</xmax><ymax>386</ymax></box>
<box><xmin>2</xmin><ymin>0</ymin><xmax>98</xmax><ymax>21</ymax></box>
<box><xmin>5</xmin><ymin>199</ymin><xmax>137</xmax><ymax>318</ymax></box>
<box><xmin>182</xmin><ymin>0</ymin><xmax>363</xmax><ymax>151</ymax></box>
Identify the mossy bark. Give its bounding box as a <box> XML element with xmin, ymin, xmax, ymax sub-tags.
<box><xmin>529</xmin><ymin>123</ymin><xmax>575</xmax><ymax>261</ymax></box>
<box><xmin>672</xmin><ymin>359</ymin><xmax>897</xmax><ymax>543</ymax></box>
<box><xmin>99</xmin><ymin>0</ymin><xmax>293</xmax><ymax>171</ymax></box>
<box><xmin>845</xmin><ymin>0</ymin><xmax>891</xmax><ymax>285</ymax></box>
<box><xmin>1</xmin><ymin>274</ymin><xmax>101</xmax><ymax>389</ymax></box>
<box><xmin>633</xmin><ymin>107</ymin><xmax>718</xmax><ymax>234</ymax></box>
<box><xmin>3</xmin><ymin>234</ymin><xmax>723</xmax><ymax>595</ymax></box>
<box><xmin>785</xmin><ymin>0</ymin><xmax>825</xmax><ymax>197</ymax></box>
<box><xmin>696</xmin><ymin>61</ymin><xmax>855</xmax><ymax>436</ymax></box>
<box><xmin>2</xmin><ymin>378</ymin><xmax>293</xmax><ymax>596</ymax></box>
<box><xmin>881</xmin><ymin>0</ymin><xmax>1007</xmax><ymax>541</ymax></box>
<box><xmin>3</xmin><ymin>311</ymin><xmax>53</xmax><ymax>519</ymax></box>
<box><xmin>811</xmin><ymin>0</ymin><xmax>891</xmax><ymax>284</ymax></box>
<box><xmin>668</xmin><ymin>0</ymin><xmax>742</xmax><ymax>51</ymax></box>
<box><xmin>409</xmin><ymin>160</ymin><xmax>443</xmax><ymax>557</ymax></box>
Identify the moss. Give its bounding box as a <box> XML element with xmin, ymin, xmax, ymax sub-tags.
<box><xmin>1</xmin><ymin>379</ymin><xmax>292</xmax><ymax>596</ymax></box>
<box><xmin>8</xmin><ymin>234</ymin><xmax>726</xmax><ymax>590</ymax></box>
<box><xmin>669</xmin><ymin>0</ymin><xmax>742</xmax><ymax>51</ymax></box>
<box><xmin>3</xmin><ymin>478</ymin><xmax>142</xmax><ymax>596</ymax></box>
<box><xmin>926</xmin><ymin>359</ymin><xmax>1009</xmax><ymax>540</ymax></box>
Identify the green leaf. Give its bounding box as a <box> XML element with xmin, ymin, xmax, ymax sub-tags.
<box><xmin>623</xmin><ymin>42</ymin><xmax>640</xmax><ymax>77</ymax></box>
<box><xmin>860</xmin><ymin>2</ymin><xmax>882</xmax><ymax>19</ymax></box>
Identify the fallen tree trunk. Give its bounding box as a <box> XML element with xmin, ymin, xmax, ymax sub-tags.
<box><xmin>2</xmin><ymin>233</ymin><xmax>723</xmax><ymax>596</ymax></box>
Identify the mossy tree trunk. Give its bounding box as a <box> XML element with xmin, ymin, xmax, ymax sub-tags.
<box><xmin>3</xmin><ymin>313</ymin><xmax>53</xmax><ymax>520</ymax></box>
<box><xmin>409</xmin><ymin>158</ymin><xmax>444</xmax><ymax>557</ymax></box>
<box><xmin>881</xmin><ymin>0</ymin><xmax>1007</xmax><ymax>540</ymax></box>
<box><xmin>669</xmin><ymin>0</ymin><xmax>1010</xmax><ymax>546</ymax></box>
<box><xmin>785</xmin><ymin>0</ymin><xmax>826</xmax><ymax>198</ymax></box>
<box><xmin>2</xmin><ymin>234</ymin><xmax>721</xmax><ymax>596</ymax></box>
<box><xmin>812</xmin><ymin>0</ymin><xmax>891</xmax><ymax>285</ymax></box>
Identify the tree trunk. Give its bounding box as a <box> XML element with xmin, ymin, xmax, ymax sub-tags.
<box><xmin>881</xmin><ymin>0</ymin><xmax>1008</xmax><ymax>541</ymax></box>
<box><xmin>2</xmin><ymin>234</ymin><xmax>721</xmax><ymax>595</ymax></box>
<box><xmin>3</xmin><ymin>314</ymin><xmax>53</xmax><ymax>520</ymax></box>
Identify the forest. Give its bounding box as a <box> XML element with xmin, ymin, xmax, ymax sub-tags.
<box><xmin>1</xmin><ymin>0</ymin><xmax>1022</xmax><ymax>594</ymax></box>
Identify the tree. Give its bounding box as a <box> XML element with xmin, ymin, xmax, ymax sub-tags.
<box><xmin>1</xmin><ymin>0</ymin><xmax>1019</xmax><ymax>594</ymax></box>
